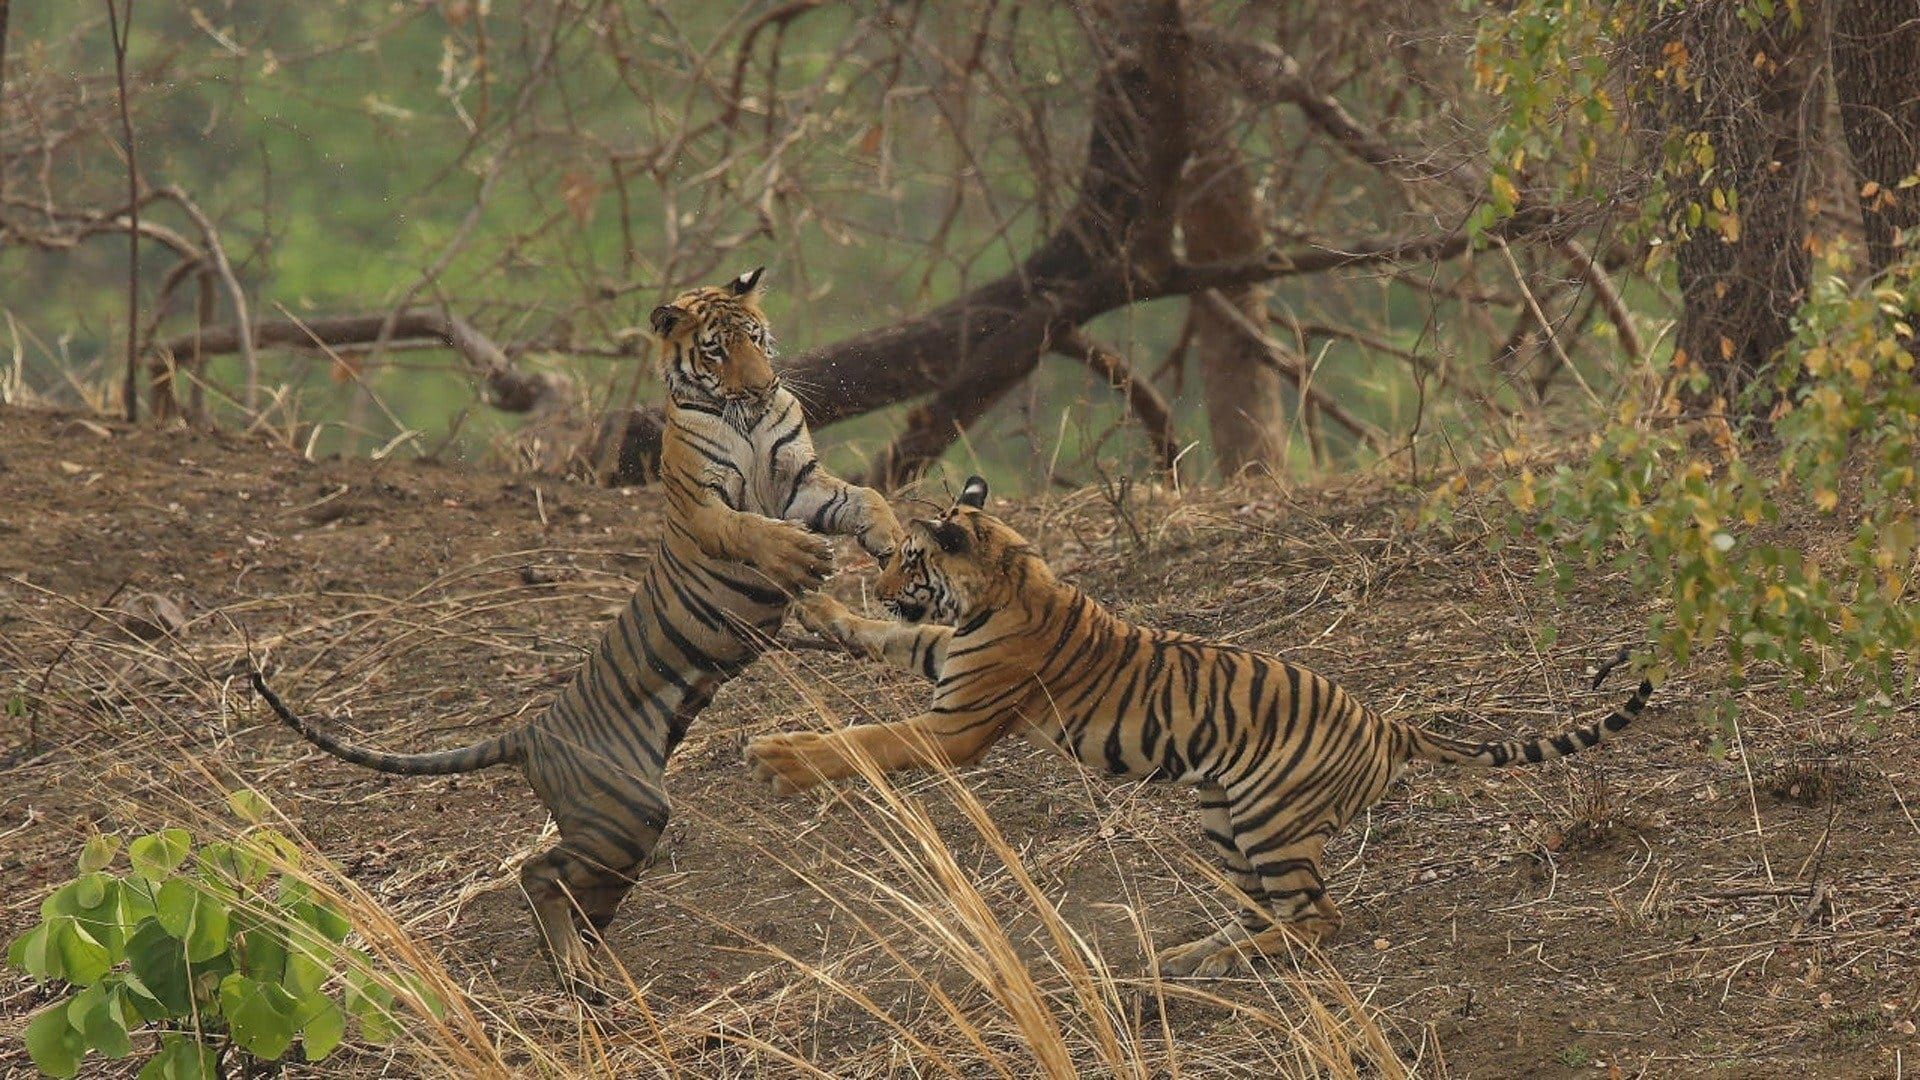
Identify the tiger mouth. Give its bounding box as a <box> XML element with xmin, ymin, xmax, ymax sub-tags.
<box><xmin>888</xmin><ymin>599</ymin><xmax>928</xmax><ymax>623</ymax></box>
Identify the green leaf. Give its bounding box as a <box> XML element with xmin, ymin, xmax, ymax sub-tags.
<box><xmin>346</xmin><ymin>971</ymin><xmax>400</xmax><ymax>1044</ymax></box>
<box><xmin>129</xmin><ymin>829</ymin><xmax>192</xmax><ymax>882</ymax></box>
<box><xmin>220</xmin><ymin>972</ymin><xmax>300</xmax><ymax>1061</ymax></box>
<box><xmin>296</xmin><ymin>994</ymin><xmax>347</xmax><ymax>1062</ymax></box>
<box><xmin>54</xmin><ymin>920</ymin><xmax>112</xmax><ymax>986</ymax></box>
<box><xmin>7</xmin><ymin>923</ymin><xmax>52</xmax><ymax>979</ymax></box>
<box><xmin>198</xmin><ymin>840</ymin><xmax>269</xmax><ymax>888</ymax></box>
<box><xmin>78</xmin><ymin>834</ymin><xmax>123</xmax><ymax>874</ymax></box>
<box><xmin>226</xmin><ymin>789</ymin><xmax>272</xmax><ymax>824</ymax></box>
<box><xmin>125</xmin><ymin>919</ymin><xmax>193</xmax><ymax>1016</ymax></box>
<box><xmin>236</xmin><ymin>915</ymin><xmax>288</xmax><ymax>983</ymax></box>
<box><xmin>24</xmin><ymin>1004</ymin><xmax>85</xmax><ymax>1079</ymax></box>
<box><xmin>155</xmin><ymin>879</ymin><xmax>230</xmax><ymax>963</ymax></box>
<box><xmin>138</xmin><ymin>1035</ymin><xmax>219</xmax><ymax>1080</ymax></box>
<box><xmin>66</xmin><ymin>983</ymin><xmax>133</xmax><ymax>1059</ymax></box>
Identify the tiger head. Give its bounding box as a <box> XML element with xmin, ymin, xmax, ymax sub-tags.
<box><xmin>876</xmin><ymin>476</ymin><xmax>1043</xmax><ymax>624</ymax></box>
<box><xmin>647</xmin><ymin>267</ymin><xmax>780</xmax><ymax>427</ymax></box>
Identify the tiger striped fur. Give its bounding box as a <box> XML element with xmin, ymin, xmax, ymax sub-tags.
<box><xmin>746</xmin><ymin>476</ymin><xmax>1655</xmax><ymax>978</ymax></box>
<box><xmin>253</xmin><ymin>267</ymin><xmax>901</xmax><ymax>995</ymax></box>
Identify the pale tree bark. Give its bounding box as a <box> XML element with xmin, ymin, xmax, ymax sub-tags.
<box><xmin>1832</xmin><ymin>0</ymin><xmax>1920</xmax><ymax>275</ymax></box>
<box><xmin>1180</xmin><ymin>70</ymin><xmax>1288</xmax><ymax>476</ymax></box>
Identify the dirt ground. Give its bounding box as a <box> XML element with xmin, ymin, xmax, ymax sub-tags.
<box><xmin>2</xmin><ymin>403</ymin><xmax>1916</xmax><ymax>1077</ymax></box>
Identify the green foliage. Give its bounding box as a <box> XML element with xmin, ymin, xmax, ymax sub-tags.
<box><xmin>6</xmin><ymin>811</ymin><xmax>436</xmax><ymax>1078</ymax></box>
<box><xmin>1491</xmin><ymin>244</ymin><xmax>1920</xmax><ymax>699</ymax></box>
<box><xmin>1469</xmin><ymin>0</ymin><xmax>1626</xmax><ymax>239</ymax></box>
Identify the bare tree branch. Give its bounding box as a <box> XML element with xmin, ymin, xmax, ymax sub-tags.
<box><xmin>1051</xmin><ymin>324</ymin><xmax>1180</xmax><ymax>474</ymax></box>
<box><xmin>1194</xmin><ymin>290</ymin><xmax>1388</xmax><ymax>453</ymax></box>
<box><xmin>151</xmin><ymin>311</ymin><xmax>572</xmax><ymax>414</ymax></box>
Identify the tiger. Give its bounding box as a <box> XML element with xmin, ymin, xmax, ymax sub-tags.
<box><xmin>252</xmin><ymin>267</ymin><xmax>902</xmax><ymax>997</ymax></box>
<box><xmin>745</xmin><ymin>476</ymin><xmax>1655</xmax><ymax>978</ymax></box>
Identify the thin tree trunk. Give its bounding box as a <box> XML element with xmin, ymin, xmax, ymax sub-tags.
<box><xmin>1180</xmin><ymin>70</ymin><xmax>1288</xmax><ymax>476</ymax></box>
<box><xmin>1832</xmin><ymin>0</ymin><xmax>1920</xmax><ymax>275</ymax></box>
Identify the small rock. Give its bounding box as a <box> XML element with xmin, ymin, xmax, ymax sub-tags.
<box><xmin>118</xmin><ymin>593</ymin><xmax>189</xmax><ymax>641</ymax></box>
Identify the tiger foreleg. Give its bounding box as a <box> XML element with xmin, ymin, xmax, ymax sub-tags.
<box><xmin>784</xmin><ymin>472</ymin><xmax>903</xmax><ymax>561</ymax></box>
<box><xmin>684</xmin><ymin>501</ymin><xmax>834</xmax><ymax>594</ymax></box>
<box><xmin>746</xmin><ymin>711</ymin><xmax>1004</xmax><ymax>795</ymax></box>
<box><xmin>792</xmin><ymin>593</ymin><xmax>951</xmax><ymax>677</ymax></box>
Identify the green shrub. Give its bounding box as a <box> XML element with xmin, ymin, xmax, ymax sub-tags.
<box><xmin>1462</xmin><ymin>245</ymin><xmax>1920</xmax><ymax>705</ymax></box>
<box><xmin>6</xmin><ymin>798</ymin><xmax>437</xmax><ymax>1078</ymax></box>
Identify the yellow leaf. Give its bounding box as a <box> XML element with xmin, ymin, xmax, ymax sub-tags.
<box><xmin>1814</xmin><ymin>488</ymin><xmax>1838</xmax><ymax>512</ymax></box>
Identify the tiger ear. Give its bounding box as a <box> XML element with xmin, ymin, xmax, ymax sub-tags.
<box><xmin>730</xmin><ymin>266</ymin><xmax>766</xmax><ymax>297</ymax></box>
<box><xmin>958</xmin><ymin>475</ymin><xmax>988</xmax><ymax>509</ymax></box>
<box><xmin>650</xmin><ymin>304</ymin><xmax>690</xmax><ymax>338</ymax></box>
<box><xmin>930</xmin><ymin>520</ymin><xmax>970</xmax><ymax>555</ymax></box>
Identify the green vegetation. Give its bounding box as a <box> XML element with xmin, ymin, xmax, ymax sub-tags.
<box><xmin>6</xmin><ymin>794</ymin><xmax>437</xmax><ymax>1078</ymax></box>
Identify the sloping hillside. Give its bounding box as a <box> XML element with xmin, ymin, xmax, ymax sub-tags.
<box><xmin>2</xmin><ymin>404</ymin><xmax>1915</xmax><ymax>1077</ymax></box>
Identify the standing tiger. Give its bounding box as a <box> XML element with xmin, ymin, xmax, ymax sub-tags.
<box><xmin>252</xmin><ymin>268</ymin><xmax>901</xmax><ymax>996</ymax></box>
<box><xmin>746</xmin><ymin>477</ymin><xmax>1655</xmax><ymax>978</ymax></box>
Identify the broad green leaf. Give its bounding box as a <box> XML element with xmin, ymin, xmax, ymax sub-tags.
<box><xmin>198</xmin><ymin>840</ymin><xmax>268</xmax><ymax>887</ymax></box>
<box><xmin>155</xmin><ymin>879</ymin><xmax>229</xmax><ymax>963</ymax></box>
<box><xmin>236</xmin><ymin>915</ymin><xmax>288</xmax><ymax>983</ymax></box>
<box><xmin>129</xmin><ymin>829</ymin><xmax>192</xmax><ymax>882</ymax></box>
<box><xmin>7</xmin><ymin>924</ymin><xmax>52</xmax><ymax>978</ymax></box>
<box><xmin>296</xmin><ymin>994</ymin><xmax>347</xmax><ymax>1062</ymax></box>
<box><xmin>78</xmin><ymin>834</ymin><xmax>123</xmax><ymax>873</ymax></box>
<box><xmin>125</xmin><ymin>919</ymin><xmax>192</xmax><ymax>1016</ymax></box>
<box><xmin>283</xmin><ymin>946</ymin><xmax>329</xmax><ymax>998</ymax></box>
<box><xmin>346</xmin><ymin>971</ymin><xmax>399</xmax><ymax>1044</ymax></box>
<box><xmin>220</xmin><ymin>972</ymin><xmax>299</xmax><ymax>1061</ymax></box>
<box><xmin>24</xmin><ymin>1004</ymin><xmax>84</xmax><ymax>1079</ymax></box>
<box><xmin>66</xmin><ymin>983</ymin><xmax>133</xmax><ymax>1059</ymax></box>
<box><xmin>54</xmin><ymin>920</ymin><xmax>112</xmax><ymax>986</ymax></box>
<box><xmin>72</xmin><ymin>874</ymin><xmax>128</xmax><ymax>960</ymax></box>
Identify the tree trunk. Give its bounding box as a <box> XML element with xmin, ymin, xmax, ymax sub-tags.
<box><xmin>1832</xmin><ymin>0</ymin><xmax>1920</xmax><ymax>275</ymax></box>
<box><xmin>1180</xmin><ymin>71</ymin><xmax>1289</xmax><ymax>476</ymax></box>
<box><xmin>1637</xmin><ymin>3</ymin><xmax>1825</xmax><ymax>408</ymax></box>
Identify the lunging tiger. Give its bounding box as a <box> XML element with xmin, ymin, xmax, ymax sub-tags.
<box><xmin>746</xmin><ymin>477</ymin><xmax>1655</xmax><ymax>978</ymax></box>
<box><xmin>253</xmin><ymin>268</ymin><xmax>901</xmax><ymax>996</ymax></box>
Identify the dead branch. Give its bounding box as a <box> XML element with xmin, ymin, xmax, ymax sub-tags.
<box><xmin>1197</xmin><ymin>34</ymin><xmax>1455</xmax><ymax>188</ymax></box>
<box><xmin>1195</xmin><ymin>290</ymin><xmax>1389</xmax><ymax>453</ymax></box>
<box><xmin>1557</xmin><ymin>237</ymin><xmax>1646</xmax><ymax>366</ymax></box>
<box><xmin>152</xmin><ymin>310</ymin><xmax>572</xmax><ymax>414</ymax></box>
<box><xmin>150</xmin><ymin>186</ymin><xmax>257</xmax><ymax>414</ymax></box>
<box><xmin>1051</xmin><ymin>324</ymin><xmax>1180</xmax><ymax>474</ymax></box>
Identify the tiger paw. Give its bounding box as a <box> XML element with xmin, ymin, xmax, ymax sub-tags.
<box><xmin>792</xmin><ymin>592</ymin><xmax>854</xmax><ymax>643</ymax></box>
<box><xmin>750</xmin><ymin>521</ymin><xmax>835</xmax><ymax>594</ymax></box>
<box><xmin>745</xmin><ymin>730</ymin><xmax>831</xmax><ymax>795</ymax></box>
<box><xmin>1157</xmin><ymin>928</ymin><xmax>1248</xmax><ymax>979</ymax></box>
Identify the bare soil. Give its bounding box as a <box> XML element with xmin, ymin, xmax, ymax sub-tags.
<box><xmin>2</xmin><ymin>404</ymin><xmax>1916</xmax><ymax>1077</ymax></box>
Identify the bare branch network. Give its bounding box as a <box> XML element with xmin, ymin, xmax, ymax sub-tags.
<box><xmin>2</xmin><ymin>0</ymin><xmax>1651</xmax><ymax>487</ymax></box>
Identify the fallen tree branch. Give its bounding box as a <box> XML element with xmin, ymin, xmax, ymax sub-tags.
<box><xmin>151</xmin><ymin>310</ymin><xmax>572</xmax><ymax>414</ymax></box>
<box><xmin>1052</xmin><ymin>324</ymin><xmax>1180</xmax><ymax>474</ymax></box>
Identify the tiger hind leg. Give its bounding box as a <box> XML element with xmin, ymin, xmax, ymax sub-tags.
<box><xmin>518</xmin><ymin>819</ymin><xmax>661</xmax><ymax>1001</ymax></box>
<box><xmin>1162</xmin><ymin>833</ymin><xmax>1338</xmax><ymax>979</ymax></box>
<box><xmin>1158</xmin><ymin>786</ymin><xmax>1271</xmax><ymax>975</ymax></box>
